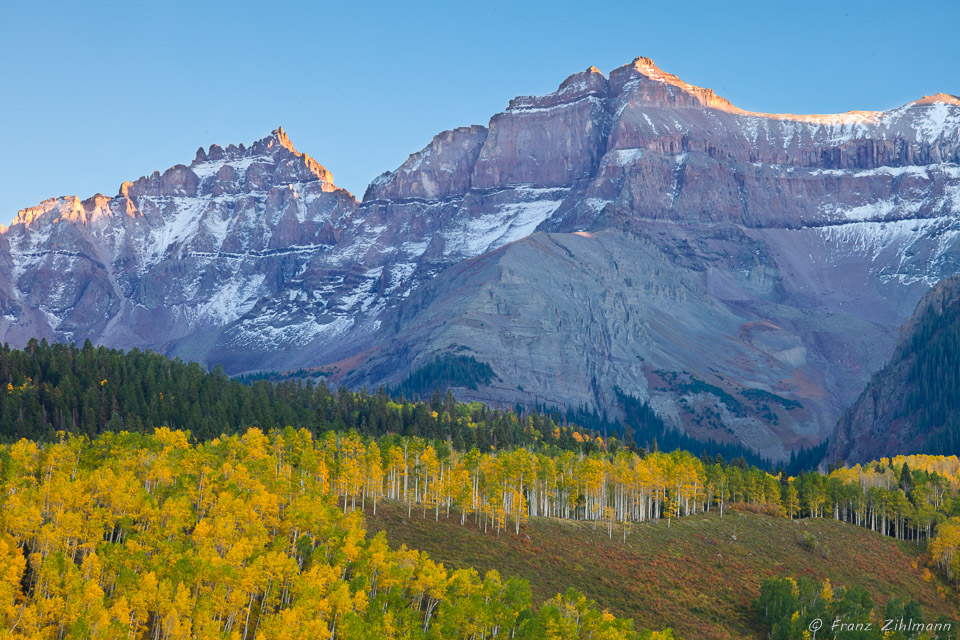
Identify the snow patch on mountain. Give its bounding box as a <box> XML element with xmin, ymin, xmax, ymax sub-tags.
<box><xmin>506</xmin><ymin>95</ymin><xmax>605</xmax><ymax>114</ymax></box>
<box><xmin>912</xmin><ymin>102</ymin><xmax>960</xmax><ymax>143</ymax></box>
<box><xmin>198</xmin><ymin>273</ymin><xmax>267</xmax><ymax>325</ymax></box>
<box><xmin>818</xmin><ymin>216</ymin><xmax>960</xmax><ymax>279</ymax></box>
<box><xmin>190</xmin><ymin>156</ymin><xmax>268</xmax><ymax>181</ymax></box>
<box><xmin>440</xmin><ymin>187</ymin><xmax>567</xmax><ymax>257</ymax></box>
<box><xmin>606</xmin><ymin>148</ymin><xmax>644</xmax><ymax>166</ymax></box>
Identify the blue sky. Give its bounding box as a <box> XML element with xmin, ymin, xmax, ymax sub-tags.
<box><xmin>2</xmin><ymin>0</ymin><xmax>958</xmax><ymax>222</ymax></box>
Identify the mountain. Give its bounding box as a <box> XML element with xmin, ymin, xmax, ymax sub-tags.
<box><xmin>3</xmin><ymin>57</ymin><xmax>960</xmax><ymax>460</ymax></box>
<box><xmin>0</xmin><ymin>129</ymin><xmax>358</xmax><ymax>367</ymax></box>
<box><xmin>828</xmin><ymin>277</ymin><xmax>960</xmax><ymax>464</ymax></box>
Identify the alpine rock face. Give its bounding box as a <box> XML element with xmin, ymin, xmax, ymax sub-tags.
<box><xmin>3</xmin><ymin>57</ymin><xmax>960</xmax><ymax>460</ymax></box>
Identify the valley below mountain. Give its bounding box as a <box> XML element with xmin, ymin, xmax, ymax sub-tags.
<box><xmin>830</xmin><ymin>277</ymin><xmax>960</xmax><ymax>462</ymax></box>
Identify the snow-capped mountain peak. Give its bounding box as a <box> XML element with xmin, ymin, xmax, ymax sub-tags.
<box><xmin>4</xmin><ymin>58</ymin><xmax>960</xmax><ymax>461</ymax></box>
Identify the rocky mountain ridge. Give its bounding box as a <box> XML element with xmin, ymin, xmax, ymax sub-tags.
<box><xmin>4</xmin><ymin>56</ymin><xmax>960</xmax><ymax>459</ymax></box>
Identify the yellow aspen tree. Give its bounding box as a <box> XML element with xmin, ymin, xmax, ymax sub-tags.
<box><xmin>363</xmin><ymin>440</ymin><xmax>383</xmax><ymax>514</ymax></box>
<box><xmin>0</xmin><ymin>536</ymin><xmax>26</xmax><ymax>630</ymax></box>
<box><xmin>419</xmin><ymin>446</ymin><xmax>440</xmax><ymax>521</ymax></box>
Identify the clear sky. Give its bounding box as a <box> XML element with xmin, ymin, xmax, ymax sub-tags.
<box><xmin>2</xmin><ymin>0</ymin><xmax>958</xmax><ymax>222</ymax></box>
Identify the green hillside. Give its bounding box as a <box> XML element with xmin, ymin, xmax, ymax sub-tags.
<box><xmin>368</xmin><ymin>502</ymin><xmax>956</xmax><ymax>640</ymax></box>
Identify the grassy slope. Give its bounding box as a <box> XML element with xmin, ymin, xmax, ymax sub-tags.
<box><xmin>367</xmin><ymin>502</ymin><xmax>955</xmax><ymax>640</ymax></box>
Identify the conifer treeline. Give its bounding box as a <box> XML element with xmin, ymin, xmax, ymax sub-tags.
<box><xmin>898</xmin><ymin>303</ymin><xmax>960</xmax><ymax>454</ymax></box>
<box><xmin>391</xmin><ymin>354</ymin><xmax>496</xmax><ymax>399</ymax></box>
<box><xmin>562</xmin><ymin>392</ymin><xmax>775</xmax><ymax>469</ymax></box>
<box><xmin>755</xmin><ymin>576</ymin><xmax>956</xmax><ymax>640</ymax></box>
<box><xmin>0</xmin><ymin>340</ymin><xmax>595</xmax><ymax>454</ymax></box>
<box><xmin>0</xmin><ymin>340</ymin><xmax>808</xmax><ymax>471</ymax></box>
